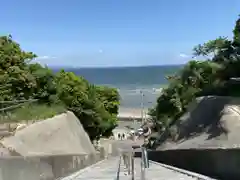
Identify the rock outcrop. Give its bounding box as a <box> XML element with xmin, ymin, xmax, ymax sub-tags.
<box><xmin>1</xmin><ymin>111</ymin><xmax>96</xmax><ymax>156</ymax></box>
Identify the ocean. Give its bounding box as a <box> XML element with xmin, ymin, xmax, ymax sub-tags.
<box><xmin>53</xmin><ymin>65</ymin><xmax>182</xmax><ymax>110</ymax></box>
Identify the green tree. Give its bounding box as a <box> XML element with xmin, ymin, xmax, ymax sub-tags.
<box><xmin>55</xmin><ymin>70</ymin><xmax>119</xmax><ymax>140</ymax></box>
<box><xmin>95</xmin><ymin>86</ymin><xmax>120</xmax><ymax>115</ymax></box>
<box><xmin>28</xmin><ymin>63</ymin><xmax>58</xmax><ymax>103</ymax></box>
<box><xmin>151</xmin><ymin>60</ymin><xmax>222</xmax><ymax>131</ymax></box>
<box><xmin>0</xmin><ymin>35</ymin><xmax>37</xmax><ymax>100</ymax></box>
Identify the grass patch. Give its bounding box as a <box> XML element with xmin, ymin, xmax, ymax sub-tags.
<box><xmin>0</xmin><ymin>103</ymin><xmax>67</xmax><ymax>123</ymax></box>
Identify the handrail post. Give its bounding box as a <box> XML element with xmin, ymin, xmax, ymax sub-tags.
<box><xmin>116</xmin><ymin>154</ymin><xmax>121</xmax><ymax>180</ymax></box>
<box><xmin>131</xmin><ymin>149</ymin><xmax>135</xmax><ymax>180</ymax></box>
<box><xmin>140</xmin><ymin>146</ymin><xmax>149</xmax><ymax>180</ymax></box>
<box><xmin>141</xmin><ymin>154</ymin><xmax>145</xmax><ymax>180</ymax></box>
<box><xmin>123</xmin><ymin>153</ymin><xmax>127</xmax><ymax>168</ymax></box>
<box><xmin>127</xmin><ymin>153</ymin><xmax>130</xmax><ymax>175</ymax></box>
<box><xmin>142</xmin><ymin>147</ymin><xmax>149</xmax><ymax>168</ymax></box>
<box><xmin>122</xmin><ymin>151</ymin><xmax>132</xmax><ymax>175</ymax></box>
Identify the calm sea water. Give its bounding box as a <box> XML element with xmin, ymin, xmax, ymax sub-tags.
<box><xmin>54</xmin><ymin>65</ymin><xmax>182</xmax><ymax>109</ymax></box>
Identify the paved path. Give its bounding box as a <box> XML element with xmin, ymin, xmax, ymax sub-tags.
<box><xmin>60</xmin><ymin>140</ymin><xmax>215</xmax><ymax>180</ymax></box>
<box><xmin>133</xmin><ymin>158</ymin><xmax>212</xmax><ymax>180</ymax></box>
<box><xmin>60</xmin><ymin>157</ymin><xmax>120</xmax><ymax>180</ymax></box>
<box><xmin>60</xmin><ymin>157</ymin><xmax>214</xmax><ymax>180</ymax></box>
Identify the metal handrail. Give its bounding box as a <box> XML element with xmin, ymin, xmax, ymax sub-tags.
<box><xmin>140</xmin><ymin>146</ymin><xmax>149</xmax><ymax>180</ymax></box>
<box><xmin>131</xmin><ymin>151</ymin><xmax>134</xmax><ymax>180</ymax></box>
<box><xmin>0</xmin><ymin>99</ymin><xmax>38</xmax><ymax>104</ymax></box>
<box><xmin>0</xmin><ymin>99</ymin><xmax>39</xmax><ymax>122</ymax></box>
<box><xmin>116</xmin><ymin>155</ymin><xmax>121</xmax><ymax>180</ymax></box>
<box><xmin>117</xmin><ymin>148</ymin><xmax>135</xmax><ymax>180</ymax></box>
<box><xmin>0</xmin><ymin>99</ymin><xmax>38</xmax><ymax>112</ymax></box>
<box><xmin>117</xmin><ymin>146</ymin><xmax>149</xmax><ymax>180</ymax></box>
<box><xmin>142</xmin><ymin>147</ymin><xmax>149</xmax><ymax>168</ymax></box>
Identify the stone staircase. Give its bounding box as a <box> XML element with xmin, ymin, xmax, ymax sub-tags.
<box><xmin>60</xmin><ymin>157</ymin><xmax>214</xmax><ymax>180</ymax></box>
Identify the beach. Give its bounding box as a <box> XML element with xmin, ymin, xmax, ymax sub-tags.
<box><xmin>118</xmin><ymin>107</ymin><xmax>150</xmax><ymax>119</ymax></box>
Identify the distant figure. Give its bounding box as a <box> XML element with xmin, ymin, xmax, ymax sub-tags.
<box><xmin>118</xmin><ymin>133</ymin><xmax>121</xmax><ymax>140</ymax></box>
<box><xmin>122</xmin><ymin>133</ymin><xmax>125</xmax><ymax>140</ymax></box>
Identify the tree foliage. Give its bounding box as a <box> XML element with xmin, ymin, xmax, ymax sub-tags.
<box><xmin>0</xmin><ymin>35</ymin><xmax>37</xmax><ymax>100</ymax></box>
<box><xmin>150</xmin><ymin>15</ymin><xmax>240</xmax><ymax>132</ymax></box>
<box><xmin>55</xmin><ymin>70</ymin><xmax>119</xmax><ymax>140</ymax></box>
<box><xmin>0</xmin><ymin>35</ymin><xmax>120</xmax><ymax>141</ymax></box>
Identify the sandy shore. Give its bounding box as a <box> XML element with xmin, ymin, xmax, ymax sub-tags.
<box><xmin>118</xmin><ymin>107</ymin><xmax>150</xmax><ymax>118</ymax></box>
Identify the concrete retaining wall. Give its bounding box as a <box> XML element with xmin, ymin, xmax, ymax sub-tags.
<box><xmin>0</xmin><ymin>141</ymin><xmax>119</xmax><ymax>180</ymax></box>
<box><xmin>135</xmin><ymin>149</ymin><xmax>240</xmax><ymax>180</ymax></box>
<box><xmin>0</xmin><ymin>147</ymin><xmax>108</xmax><ymax>180</ymax></box>
<box><xmin>0</xmin><ymin>153</ymin><xmax>102</xmax><ymax>180</ymax></box>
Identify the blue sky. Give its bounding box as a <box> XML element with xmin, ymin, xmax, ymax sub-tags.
<box><xmin>2</xmin><ymin>0</ymin><xmax>240</xmax><ymax>67</ymax></box>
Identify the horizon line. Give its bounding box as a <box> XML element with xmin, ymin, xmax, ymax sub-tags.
<box><xmin>49</xmin><ymin>64</ymin><xmax>185</xmax><ymax>69</ymax></box>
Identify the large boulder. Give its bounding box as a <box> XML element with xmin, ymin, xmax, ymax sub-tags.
<box><xmin>1</xmin><ymin>111</ymin><xmax>96</xmax><ymax>156</ymax></box>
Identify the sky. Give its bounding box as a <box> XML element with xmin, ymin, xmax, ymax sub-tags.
<box><xmin>2</xmin><ymin>0</ymin><xmax>240</xmax><ymax>67</ymax></box>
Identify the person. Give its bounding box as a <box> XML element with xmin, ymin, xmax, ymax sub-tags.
<box><xmin>118</xmin><ymin>133</ymin><xmax>121</xmax><ymax>140</ymax></box>
<box><xmin>122</xmin><ymin>133</ymin><xmax>125</xmax><ymax>140</ymax></box>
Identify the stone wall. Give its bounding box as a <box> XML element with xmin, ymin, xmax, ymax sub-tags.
<box><xmin>135</xmin><ymin>149</ymin><xmax>240</xmax><ymax>180</ymax></box>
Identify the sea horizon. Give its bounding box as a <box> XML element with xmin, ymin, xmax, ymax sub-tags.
<box><xmin>51</xmin><ymin>64</ymin><xmax>183</xmax><ymax>111</ymax></box>
<box><xmin>49</xmin><ymin>63</ymin><xmax>184</xmax><ymax>69</ymax></box>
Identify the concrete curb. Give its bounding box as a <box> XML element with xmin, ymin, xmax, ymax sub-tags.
<box><xmin>149</xmin><ymin>160</ymin><xmax>217</xmax><ymax>180</ymax></box>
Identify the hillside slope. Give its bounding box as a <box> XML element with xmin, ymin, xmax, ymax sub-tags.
<box><xmin>157</xmin><ymin>96</ymin><xmax>240</xmax><ymax>150</ymax></box>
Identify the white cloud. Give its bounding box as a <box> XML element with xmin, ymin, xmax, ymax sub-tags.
<box><xmin>179</xmin><ymin>53</ymin><xmax>189</xmax><ymax>58</ymax></box>
<box><xmin>32</xmin><ymin>56</ymin><xmax>57</xmax><ymax>66</ymax></box>
<box><xmin>36</xmin><ymin>56</ymin><xmax>56</xmax><ymax>59</ymax></box>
